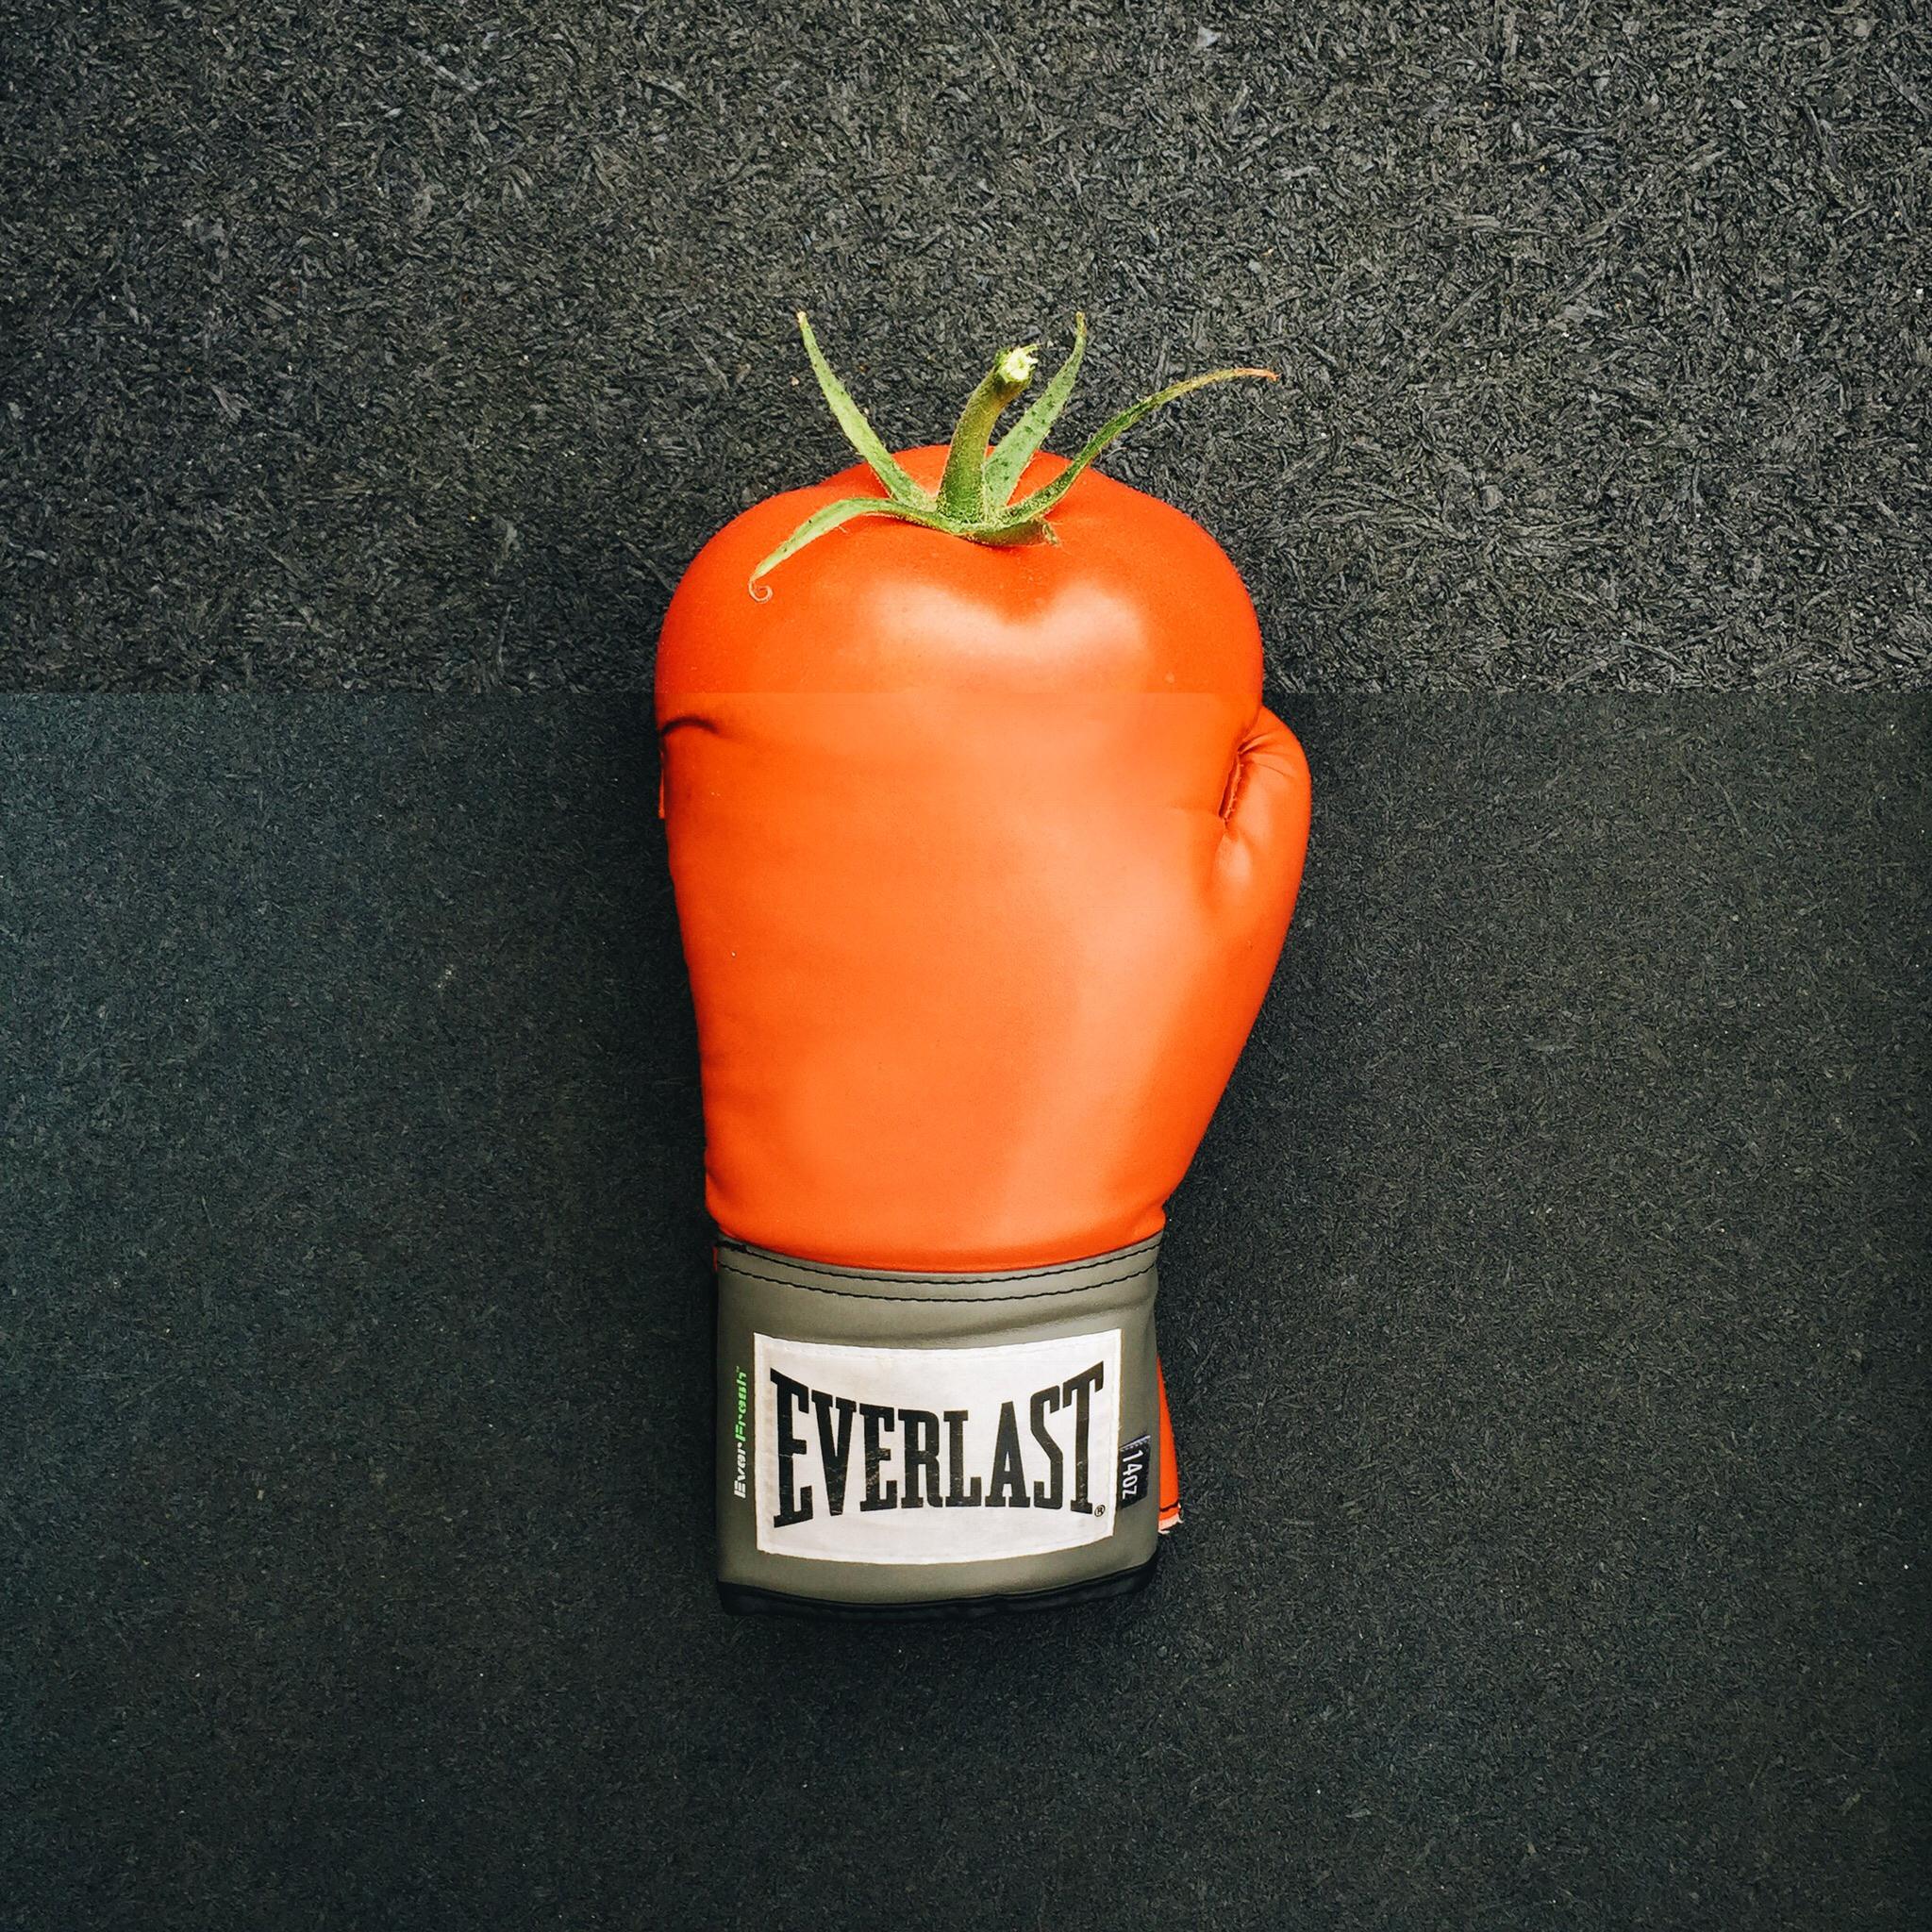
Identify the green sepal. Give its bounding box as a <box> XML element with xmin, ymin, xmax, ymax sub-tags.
<box><xmin>998</xmin><ymin>366</ymin><xmax>1278</xmax><ymax>527</ymax></box>
<box><xmin>795</xmin><ymin>314</ymin><xmax>926</xmax><ymax>507</ymax></box>
<box><xmin>748</xmin><ymin>316</ymin><xmax>1278</xmax><ymax>595</ymax></box>
<box><xmin>749</xmin><ymin>493</ymin><xmax>972</xmax><ymax>591</ymax></box>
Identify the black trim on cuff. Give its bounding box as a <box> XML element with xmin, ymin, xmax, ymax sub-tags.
<box><xmin>717</xmin><ymin>1547</ymin><xmax>1161</xmax><ymax>1622</ymax></box>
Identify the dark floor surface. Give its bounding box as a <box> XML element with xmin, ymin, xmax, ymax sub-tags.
<box><xmin>3</xmin><ymin>696</ymin><xmax>1925</xmax><ymax>1928</ymax></box>
<box><xmin>3</xmin><ymin>3</ymin><xmax>1927</xmax><ymax>691</ymax></box>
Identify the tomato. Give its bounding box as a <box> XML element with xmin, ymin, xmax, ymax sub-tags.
<box><xmin>658</xmin><ymin>441</ymin><xmax>1265</xmax><ymax>701</ymax></box>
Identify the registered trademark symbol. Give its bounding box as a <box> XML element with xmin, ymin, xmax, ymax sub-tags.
<box><xmin>1094</xmin><ymin>1504</ymin><xmax>1107</xmax><ymax>1519</ymax></box>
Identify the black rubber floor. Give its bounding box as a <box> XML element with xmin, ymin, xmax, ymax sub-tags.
<box><xmin>5</xmin><ymin>3</ymin><xmax>1925</xmax><ymax>691</ymax></box>
<box><xmin>4</xmin><ymin>697</ymin><xmax>1924</xmax><ymax>1928</ymax></box>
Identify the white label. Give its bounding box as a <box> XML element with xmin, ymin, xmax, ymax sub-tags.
<box><xmin>753</xmin><ymin>1330</ymin><xmax>1122</xmax><ymax>1565</ymax></box>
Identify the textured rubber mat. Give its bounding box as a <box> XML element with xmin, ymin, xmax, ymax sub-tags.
<box><xmin>5</xmin><ymin>2</ymin><xmax>1924</xmax><ymax>690</ymax></box>
<box><xmin>3</xmin><ymin>697</ymin><xmax>1925</xmax><ymax>1927</ymax></box>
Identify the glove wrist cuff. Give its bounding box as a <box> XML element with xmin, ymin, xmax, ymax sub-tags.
<box><xmin>717</xmin><ymin>1233</ymin><xmax>1160</xmax><ymax>1304</ymax></box>
<box><xmin>714</xmin><ymin>1236</ymin><xmax>1164</xmax><ymax>1618</ymax></box>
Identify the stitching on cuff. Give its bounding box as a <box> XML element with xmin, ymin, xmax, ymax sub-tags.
<box><xmin>715</xmin><ymin>1235</ymin><xmax>1159</xmax><ymax>1291</ymax></box>
<box><xmin>719</xmin><ymin>1257</ymin><xmax>1156</xmax><ymax>1305</ymax></box>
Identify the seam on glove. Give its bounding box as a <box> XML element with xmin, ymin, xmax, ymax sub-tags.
<box><xmin>716</xmin><ymin>1235</ymin><xmax>1159</xmax><ymax>1290</ymax></box>
<box><xmin>719</xmin><ymin>1257</ymin><xmax>1155</xmax><ymax>1304</ymax></box>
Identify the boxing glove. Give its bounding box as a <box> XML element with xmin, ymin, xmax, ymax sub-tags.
<box><xmin>656</xmin><ymin>318</ymin><xmax>1310</xmax><ymax>1616</ymax></box>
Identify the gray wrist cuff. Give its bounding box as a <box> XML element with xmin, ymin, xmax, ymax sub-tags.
<box><xmin>714</xmin><ymin>1235</ymin><xmax>1164</xmax><ymax>1616</ymax></box>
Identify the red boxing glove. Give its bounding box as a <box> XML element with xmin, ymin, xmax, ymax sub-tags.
<box><xmin>657</xmin><ymin>320</ymin><xmax>1309</xmax><ymax>1616</ymax></box>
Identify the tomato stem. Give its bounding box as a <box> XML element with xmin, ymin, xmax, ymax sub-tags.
<box><xmin>935</xmin><ymin>344</ymin><xmax>1038</xmax><ymax>523</ymax></box>
<box><xmin>748</xmin><ymin>315</ymin><xmax>1280</xmax><ymax>591</ymax></box>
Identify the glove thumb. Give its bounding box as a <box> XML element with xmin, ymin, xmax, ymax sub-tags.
<box><xmin>1216</xmin><ymin>705</ymin><xmax>1311</xmax><ymax>933</ymax></box>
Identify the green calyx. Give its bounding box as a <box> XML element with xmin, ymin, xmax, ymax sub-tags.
<box><xmin>748</xmin><ymin>312</ymin><xmax>1277</xmax><ymax>592</ymax></box>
